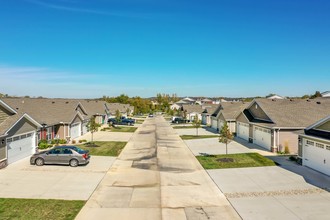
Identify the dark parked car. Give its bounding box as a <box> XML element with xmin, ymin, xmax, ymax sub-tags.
<box><xmin>107</xmin><ymin>117</ymin><xmax>135</xmax><ymax>126</ymax></box>
<box><xmin>172</xmin><ymin>117</ymin><xmax>186</xmax><ymax>124</ymax></box>
<box><xmin>30</xmin><ymin>146</ymin><xmax>90</xmax><ymax>167</ymax></box>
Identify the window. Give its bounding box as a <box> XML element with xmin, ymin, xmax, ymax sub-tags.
<box><xmin>326</xmin><ymin>145</ymin><xmax>330</xmax><ymax>151</ymax></box>
<box><xmin>306</xmin><ymin>140</ymin><xmax>314</xmax><ymax>146</ymax></box>
<box><xmin>27</xmin><ymin>133</ymin><xmax>32</xmax><ymax>137</ymax></box>
<box><xmin>13</xmin><ymin>136</ymin><xmax>19</xmax><ymax>141</ymax></box>
<box><xmin>7</xmin><ymin>138</ymin><xmax>12</xmax><ymax>143</ymax></box>
<box><xmin>315</xmin><ymin>143</ymin><xmax>324</xmax><ymax>149</ymax></box>
<box><xmin>20</xmin><ymin>134</ymin><xmax>27</xmax><ymax>139</ymax></box>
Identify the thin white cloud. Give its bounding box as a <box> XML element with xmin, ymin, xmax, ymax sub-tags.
<box><xmin>25</xmin><ymin>0</ymin><xmax>156</xmax><ymax>19</ymax></box>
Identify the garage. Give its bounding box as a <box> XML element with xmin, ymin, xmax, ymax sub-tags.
<box><xmin>70</xmin><ymin>123</ymin><xmax>81</xmax><ymax>139</ymax></box>
<box><xmin>254</xmin><ymin>126</ymin><xmax>272</xmax><ymax>150</ymax></box>
<box><xmin>303</xmin><ymin>140</ymin><xmax>330</xmax><ymax>176</ymax></box>
<box><xmin>211</xmin><ymin>118</ymin><xmax>218</xmax><ymax>130</ymax></box>
<box><xmin>82</xmin><ymin>121</ymin><xmax>89</xmax><ymax>135</ymax></box>
<box><xmin>237</xmin><ymin>122</ymin><xmax>249</xmax><ymax>141</ymax></box>
<box><xmin>7</xmin><ymin>132</ymin><xmax>36</xmax><ymax>164</ymax></box>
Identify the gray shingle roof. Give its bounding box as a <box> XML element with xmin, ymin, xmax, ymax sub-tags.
<box><xmin>249</xmin><ymin>98</ymin><xmax>330</xmax><ymax>128</ymax></box>
<box><xmin>107</xmin><ymin>103</ymin><xmax>134</xmax><ymax>114</ymax></box>
<box><xmin>182</xmin><ymin>105</ymin><xmax>203</xmax><ymax>114</ymax></box>
<box><xmin>1</xmin><ymin>98</ymin><xmax>83</xmax><ymax>126</ymax></box>
<box><xmin>77</xmin><ymin>100</ymin><xmax>108</xmax><ymax>116</ymax></box>
<box><xmin>218</xmin><ymin>102</ymin><xmax>249</xmax><ymax>120</ymax></box>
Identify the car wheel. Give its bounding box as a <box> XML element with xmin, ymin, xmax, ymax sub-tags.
<box><xmin>69</xmin><ymin>159</ymin><xmax>79</xmax><ymax>167</ymax></box>
<box><xmin>128</xmin><ymin>122</ymin><xmax>131</xmax><ymax>126</ymax></box>
<box><xmin>35</xmin><ymin>158</ymin><xmax>44</xmax><ymax>166</ymax></box>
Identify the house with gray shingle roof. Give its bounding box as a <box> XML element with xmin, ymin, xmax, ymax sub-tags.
<box><xmin>181</xmin><ymin>105</ymin><xmax>204</xmax><ymax>122</ymax></box>
<box><xmin>78</xmin><ymin>100</ymin><xmax>110</xmax><ymax>129</ymax></box>
<box><xmin>298</xmin><ymin>115</ymin><xmax>330</xmax><ymax>176</ymax></box>
<box><xmin>321</xmin><ymin>91</ymin><xmax>330</xmax><ymax>98</ymax></box>
<box><xmin>0</xmin><ymin>99</ymin><xmax>41</xmax><ymax>168</ymax></box>
<box><xmin>201</xmin><ymin>104</ymin><xmax>219</xmax><ymax>125</ymax></box>
<box><xmin>236</xmin><ymin>98</ymin><xmax>330</xmax><ymax>154</ymax></box>
<box><xmin>1</xmin><ymin>98</ymin><xmax>88</xmax><ymax>142</ymax></box>
<box><xmin>107</xmin><ymin>103</ymin><xmax>134</xmax><ymax>118</ymax></box>
<box><xmin>215</xmin><ymin>102</ymin><xmax>250</xmax><ymax>133</ymax></box>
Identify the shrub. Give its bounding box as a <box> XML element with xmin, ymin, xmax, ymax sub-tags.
<box><xmin>72</xmin><ymin>140</ymin><xmax>76</xmax><ymax>144</ymax></box>
<box><xmin>284</xmin><ymin>141</ymin><xmax>290</xmax><ymax>154</ymax></box>
<box><xmin>79</xmin><ymin>139</ymin><xmax>87</xmax><ymax>143</ymax></box>
<box><xmin>59</xmin><ymin>139</ymin><xmax>67</xmax><ymax>144</ymax></box>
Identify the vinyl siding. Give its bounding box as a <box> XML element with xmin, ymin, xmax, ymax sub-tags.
<box><xmin>316</xmin><ymin>120</ymin><xmax>330</xmax><ymax>131</ymax></box>
<box><xmin>248</xmin><ymin>103</ymin><xmax>271</xmax><ymax>121</ymax></box>
<box><xmin>278</xmin><ymin>130</ymin><xmax>300</xmax><ymax>154</ymax></box>
<box><xmin>6</xmin><ymin>118</ymin><xmax>37</xmax><ymax>137</ymax></box>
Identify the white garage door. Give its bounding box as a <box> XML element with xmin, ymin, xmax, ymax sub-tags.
<box><xmin>254</xmin><ymin>126</ymin><xmax>272</xmax><ymax>150</ymax></box>
<box><xmin>82</xmin><ymin>122</ymin><xmax>88</xmax><ymax>135</ymax></box>
<box><xmin>237</xmin><ymin>122</ymin><xmax>249</xmax><ymax>141</ymax></box>
<box><xmin>70</xmin><ymin>123</ymin><xmax>81</xmax><ymax>139</ymax></box>
<box><xmin>304</xmin><ymin>140</ymin><xmax>330</xmax><ymax>176</ymax></box>
<box><xmin>7</xmin><ymin>132</ymin><xmax>36</xmax><ymax>164</ymax></box>
<box><xmin>211</xmin><ymin>118</ymin><xmax>218</xmax><ymax>130</ymax></box>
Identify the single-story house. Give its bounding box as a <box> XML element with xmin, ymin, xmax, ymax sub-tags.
<box><xmin>266</xmin><ymin>94</ymin><xmax>285</xmax><ymax>99</ymax></box>
<box><xmin>78</xmin><ymin>100</ymin><xmax>110</xmax><ymax>131</ymax></box>
<box><xmin>298</xmin><ymin>115</ymin><xmax>330</xmax><ymax>176</ymax></box>
<box><xmin>108</xmin><ymin>103</ymin><xmax>134</xmax><ymax>118</ymax></box>
<box><xmin>236</xmin><ymin>98</ymin><xmax>330</xmax><ymax>154</ymax></box>
<box><xmin>0</xmin><ymin>99</ymin><xmax>41</xmax><ymax>168</ymax></box>
<box><xmin>321</xmin><ymin>91</ymin><xmax>330</xmax><ymax>98</ymax></box>
<box><xmin>216</xmin><ymin>102</ymin><xmax>249</xmax><ymax>134</ymax></box>
<box><xmin>1</xmin><ymin>98</ymin><xmax>88</xmax><ymax>142</ymax></box>
<box><xmin>201</xmin><ymin>104</ymin><xmax>219</xmax><ymax>125</ymax></box>
<box><xmin>181</xmin><ymin>105</ymin><xmax>203</xmax><ymax>121</ymax></box>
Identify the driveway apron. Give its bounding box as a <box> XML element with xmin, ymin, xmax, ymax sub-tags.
<box><xmin>76</xmin><ymin>116</ymin><xmax>240</xmax><ymax>220</ymax></box>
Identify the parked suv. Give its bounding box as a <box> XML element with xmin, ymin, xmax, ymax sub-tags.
<box><xmin>108</xmin><ymin>117</ymin><xmax>135</xmax><ymax>126</ymax></box>
<box><xmin>172</xmin><ymin>117</ymin><xmax>186</xmax><ymax>124</ymax></box>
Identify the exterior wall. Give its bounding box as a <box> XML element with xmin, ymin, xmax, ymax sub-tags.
<box><xmin>0</xmin><ymin>135</ymin><xmax>7</xmax><ymax>164</ymax></box>
<box><xmin>6</xmin><ymin>118</ymin><xmax>37</xmax><ymax>137</ymax></box>
<box><xmin>236</xmin><ymin>112</ymin><xmax>249</xmax><ymax>124</ymax></box>
<box><xmin>229</xmin><ymin>121</ymin><xmax>236</xmax><ymax>133</ymax></box>
<box><xmin>316</xmin><ymin>121</ymin><xmax>330</xmax><ymax>131</ymax></box>
<box><xmin>54</xmin><ymin>124</ymin><xmax>65</xmax><ymax>139</ymax></box>
<box><xmin>95</xmin><ymin>115</ymin><xmax>103</xmax><ymax>124</ymax></box>
<box><xmin>248</xmin><ymin>103</ymin><xmax>271</xmax><ymax>121</ymax></box>
<box><xmin>72</xmin><ymin>115</ymin><xmax>82</xmax><ymax>124</ymax></box>
<box><xmin>278</xmin><ymin>130</ymin><xmax>301</xmax><ymax>154</ymax></box>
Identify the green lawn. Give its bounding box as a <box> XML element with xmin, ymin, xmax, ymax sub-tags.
<box><xmin>172</xmin><ymin>125</ymin><xmax>195</xmax><ymax>129</ymax></box>
<box><xmin>180</xmin><ymin>135</ymin><xmax>219</xmax><ymax>140</ymax></box>
<box><xmin>0</xmin><ymin>198</ymin><xmax>85</xmax><ymax>220</ymax></box>
<box><xmin>135</xmin><ymin>119</ymin><xmax>145</xmax><ymax>124</ymax></box>
<box><xmin>79</xmin><ymin>141</ymin><xmax>127</xmax><ymax>156</ymax></box>
<box><xmin>101</xmin><ymin>126</ymin><xmax>137</xmax><ymax>132</ymax></box>
<box><xmin>196</xmin><ymin>153</ymin><xmax>276</xmax><ymax>169</ymax></box>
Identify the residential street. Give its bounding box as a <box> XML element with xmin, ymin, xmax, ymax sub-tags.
<box><xmin>76</xmin><ymin>116</ymin><xmax>240</xmax><ymax>220</ymax></box>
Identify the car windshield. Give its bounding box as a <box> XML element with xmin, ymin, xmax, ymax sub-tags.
<box><xmin>69</xmin><ymin>146</ymin><xmax>85</xmax><ymax>154</ymax></box>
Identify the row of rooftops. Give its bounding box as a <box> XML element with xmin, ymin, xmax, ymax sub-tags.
<box><xmin>183</xmin><ymin>98</ymin><xmax>330</xmax><ymax>129</ymax></box>
<box><xmin>0</xmin><ymin>98</ymin><xmax>134</xmax><ymax>135</ymax></box>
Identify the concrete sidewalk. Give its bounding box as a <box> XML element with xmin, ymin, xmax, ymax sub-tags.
<box><xmin>76</xmin><ymin>116</ymin><xmax>240</xmax><ymax>220</ymax></box>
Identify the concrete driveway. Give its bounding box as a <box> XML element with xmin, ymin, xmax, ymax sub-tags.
<box><xmin>0</xmin><ymin>156</ymin><xmax>116</xmax><ymax>200</ymax></box>
<box><xmin>208</xmin><ymin>166</ymin><xmax>330</xmax><ymax>220</ymax></box>
<box><xmin>174</xmin><ymin>126</ymin><xmax>218</xmax><ymax>136</ymax></box>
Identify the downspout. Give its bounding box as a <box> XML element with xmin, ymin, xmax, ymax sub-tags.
<box><xmin>278</xmin><ymin>128</ymin><xmax>280</xmax><ymax>152</ymax></box>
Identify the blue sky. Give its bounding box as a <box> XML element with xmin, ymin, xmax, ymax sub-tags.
<box><xmin>0</xmin><ymin>0</ymin><xmax>329</xmax><ymax>98</ymax></box>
